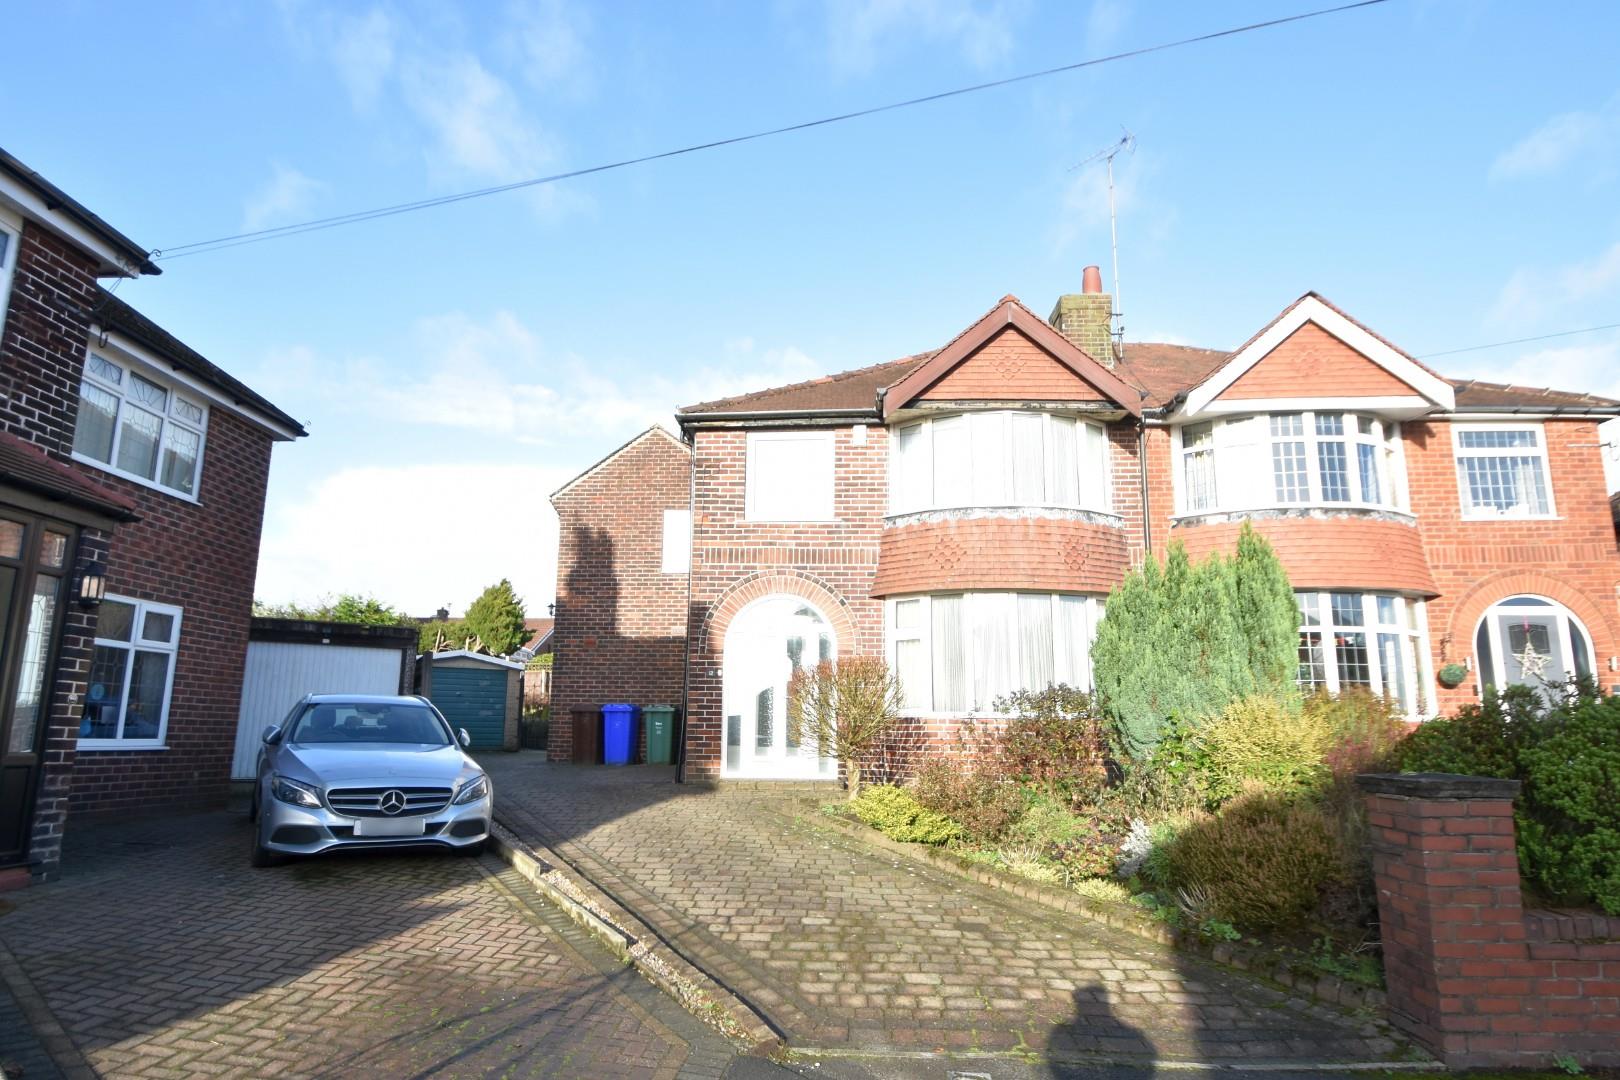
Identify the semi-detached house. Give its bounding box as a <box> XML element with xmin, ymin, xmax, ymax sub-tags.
<box><xmin>550</xmin><ymin>267</ymin><xmax>1620</xmax><ymax>782</ymax></box>
<box><xmin>0</xmin><ymin>149</ymin><xmax>303</xmax><ymax>884</ymax></box>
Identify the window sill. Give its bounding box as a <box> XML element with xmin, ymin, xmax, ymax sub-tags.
<box><xmin>1171</xmin><ymin>505</ymin><xmax>1417</xmax><ymax>525</ymax></box>
<box><xmin>1459</xmin><ymin>513</ymin><xmax>1561</xmax><ymax>522</ymax></box>
<box><xmin>886</xmin><ymin>505</ymin><xmax>1122</xmax><ymax>527</ymax></box>
<box><xmin>75</xmin><ymin>740</ymin><xmax>169</xmax><ymax>752</ymax></box>
<box><xmin>70</xmin><ymin>452</ymin><xmax>201</xmax><ymax>505</ymax></box>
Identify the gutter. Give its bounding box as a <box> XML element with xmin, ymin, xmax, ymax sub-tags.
<box><xmin>675</xmin><ymin>407</ymin><xmax>881</xmax><ymax>425</ymax></box>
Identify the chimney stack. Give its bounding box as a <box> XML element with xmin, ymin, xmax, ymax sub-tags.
<box><xmin>1048</xmin><ymin>265</ymin><xmax>1116</xmax><ymax>367</ymax></box>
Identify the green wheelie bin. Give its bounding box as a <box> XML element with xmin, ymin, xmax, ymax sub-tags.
<box><xmin>643</xmin><ymin>705</ymin><xmax>679</xmax><ymax>765</ymax></box>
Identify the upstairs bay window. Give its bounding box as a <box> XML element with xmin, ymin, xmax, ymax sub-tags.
<box><xmin>1296</xmin><ymin>591</ymin><xmax>1430</xmax><ymax>720</ymax></box>
<box><xmin>1177</xmin><ymin>412</ymin><xmax>1404</xmax><ymax>514</ymax></box>
<box><xmin>891</xmin><ymin>411</ymin><xmax>1110</xmax><ymax>515</ymax></box>
<box><xmin>886</xmin><ymin>592</ymin><xmax>1102</xmax><ymax>713</ymax></box>
<box><xmin>1453</xmin><ymin>425</ymin><xmax>1553</xmax><ymax>518</ymax></box>
<box><xmin>71</xmin><ymin>352</ymin><xmax>207</xmax><ymax>498</ymax></box>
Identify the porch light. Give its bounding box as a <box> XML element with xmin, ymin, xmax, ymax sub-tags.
<box><xmin>76</xmin><ymin>560</ymin><xmax>107</xmax><ymax>608</ymax></box>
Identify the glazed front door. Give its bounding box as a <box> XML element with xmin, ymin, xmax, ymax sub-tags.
<box><xmin>721</xmin><ymin>596</ymin><xmax>837</xmax><ymax>779</ymax></box>
<box><xmin>0</xmin><ymin>513</ymin><xmax>73</xmax><ymax>866</ymax></box>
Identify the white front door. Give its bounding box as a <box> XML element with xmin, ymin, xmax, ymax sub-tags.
<box><xmin>722</xmin><ymin>596</ymin><xmax>837</xmax><ymax>779</ymax></box>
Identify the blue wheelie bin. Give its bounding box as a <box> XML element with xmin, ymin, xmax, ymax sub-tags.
<box><xmin>602</xmin><ymin>703</ymin><xmax>640</xmax><ymax>765</ymax></box>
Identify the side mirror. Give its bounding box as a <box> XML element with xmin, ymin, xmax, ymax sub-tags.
<box><xmin>458</xmin><ymin>728</ymin><xmax>472</xmax><ymax>748</ymax></box>
<box><xmin>262</xmin><ymin>725</ymin><xmax>283</xmax><ymax>746</ymax></box>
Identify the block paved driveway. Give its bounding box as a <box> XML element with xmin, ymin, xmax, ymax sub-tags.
<box><xmin>483</xmin><ymin>756</ymin><xmax>1413</xmax><ymax>1068</ymax></box>
<box><xmin>0</xmin><ymin>811</ymin><xmax>749</xmax><ymax>1080</ymax></box>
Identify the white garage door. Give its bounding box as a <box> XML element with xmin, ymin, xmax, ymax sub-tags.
<box><xmin>231</xmin><ymin>642</ymin><xmax>404</xmax><ymax>778</ymax></box>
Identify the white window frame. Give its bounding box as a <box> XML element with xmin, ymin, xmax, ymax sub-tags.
<box><xmin>1172</xmin><ymin>411</ymin><xmax>1408</xmax><ymax>516</ymax></box>
<box><xmin>71</xmin><ymin>348</ymin><xmax>209</xmax><ymax>502</ymax></box>
<box><xmin>660</xmin><ymin>508</ymin><xmax>692</xmax><ymax>573</ymax></box>
<box><xmin>745</xmin><ymin>430</ymin><xmax>836</xmax><ymax>522</ymax></box>
<box><xmin>1451</xmin><ymin>422</ymin><xmax>1557</xmax><ymax>520</ymax></box>
<box><xmin>884</xmin><ymin>592</ymin><xmax>1102</xmax><ymax>715</ymax></box>
<box><xmin>78</xmin><ymin>595</ymin><xmax>183</xmax><ymax>751</ymax></box>
<box><xmin>888</xmin><ymin>410</ymin><xmax>1112</xmax><ymax>516</ymax></box>
<box><xmin>0</xmin><ymin>206</ymin><xmax>21</xmax><ymax>342</ymax></box>
<box><xmin>1295</xmin><ymin>591</ymin><xmax>1433</xmax><ymax>721</ymax></box>
<box><xmin>1472</xmin><ymin>595</ymin><xmax>1593</xmax><ymax>696</ymax></box>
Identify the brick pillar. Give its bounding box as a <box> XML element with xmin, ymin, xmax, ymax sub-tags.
<box><xmin>1359</xmin><ymin>772</ymin><xmax>1535</xmax><ymax>1068</ymax></box>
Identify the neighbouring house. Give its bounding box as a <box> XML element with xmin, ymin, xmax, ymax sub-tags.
<box><xmin>0</xmin><ymin>148</ymin><xmax>304</xmax><ymax>883</ymax></box>
<box><xmin>551</xmin><ymin>267</ymin><xmax>1620</xmax><ymax>782</ymax></box>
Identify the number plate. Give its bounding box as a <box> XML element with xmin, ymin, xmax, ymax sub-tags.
<box><xmin>355</xmin><ymin>817</ymin><xmax>425</xmax><ymax>837</ymax></box>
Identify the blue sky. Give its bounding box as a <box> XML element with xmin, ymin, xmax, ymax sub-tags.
<box><xmin>5</xmin><ymin>0</ymin><xmax>1619</xmax><ymax>616</ymax></box>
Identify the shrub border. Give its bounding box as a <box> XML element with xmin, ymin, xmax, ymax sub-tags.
<box><xmin>807</xmin><ymin>807</ymin><xmax>1389</xmax><ymax>1015</ymax></box>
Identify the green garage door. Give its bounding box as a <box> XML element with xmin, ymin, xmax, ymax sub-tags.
<box><xmin>430</xmin><ymin>667</ymin><xmax>506</xmax><ymax>749</ymax></box>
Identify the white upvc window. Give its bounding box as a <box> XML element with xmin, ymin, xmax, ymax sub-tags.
<box><xmin>1175</xmin><ymin>411</ymin><xmax>1405</xmax><ymax>514</ymax></box>
<box><xmin>661</xmin><ymin>508</ymin><xmax>692</xmax><ymax>573</ymax></box>
<box><xmin>79</xmin><ymin>595</ymin><xmax>183</xmax><ymax>750</ymax></box>
<box><xmin>889</xmin><ymin>410</ymin><xmax>1111</xmax><ymax>515</ymax></box>
<box><xmin>746</xmin><ymin>430</ymin><xmax>835</xmax><ymax>522</ymax></box>
<box><xmin>885</xmin><ymin>592</ymin><xmax>1102</xmax><ymax>714</ymax></box>
<box><xmin>1295</xmin><ymin>591</ymin><xmax>1431</xmax><ymax>720</ymax></box>
<box><xmin>71</xmin><ymin>351</ymin><xmax>208</xmax><ymax>500</ymax></box>
<box><xmin>1452</xmin><ymin>423</ymin><xmax>1555</xmax><ymax>519</ymax></box>
<box><xmin>0</xmin><ymin>208</ymin><xmax>20</xmax><ymax>341</ymax></box>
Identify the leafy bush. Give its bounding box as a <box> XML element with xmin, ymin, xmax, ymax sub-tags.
<box><xmin>1518</xmin><ymin>696</ymin><xmax>1620</xmax><ymax>914</ymax></box>
<box><xmin>790</xmin><ymin>657</ymin><xmax>903</xmax><ymax>800</ymax></box>
<box><xmin>849</xmin><ymin>785</ymin><xmax>962</xmax><ymax>845</ymax></box>
<box><xmin>1396</xmin><ymin>685</ymin><xmax>1542</xmax><ymax>778</ymax></box>
<box><xmin>912</xmin><ymin>758</ymin><xmax>1025</xmax><ymax>844</ymax></box>
<box><xmin>1162</xmin><ymin>790</ymin><xmax>1345</xmax><ymax>930</ymax></box>
<box><xmin>1008</xmin><ymin>791</ymin><xmax>1095</xmax><ymax>847</ymax></box>
<box><xmin>1307</xmin><ymin>688</ymin><xmax>1410</xmax><ymax>779</ymax></box>
<box><xmin>992</xmin><ymin>685</ymin><xmax>1111</xmax><ymax>805</ymax></box>
<box><xmin>1047</xmin><ymin>805</ymin><xmax>1131</xmax><ymax>881</ymax></box>
<box><xmin>1198</xmin><ymin>695</ymin><xmax>1329</xmax><ymax>804</ymax></box>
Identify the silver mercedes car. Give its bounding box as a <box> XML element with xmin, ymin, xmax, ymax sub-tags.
<box><xmin>250</xmin><ymin>694</ymin><xmax>492</xmax><ymax>866</ymax></box>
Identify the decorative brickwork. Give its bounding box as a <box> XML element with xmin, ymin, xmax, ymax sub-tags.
<box><xmin>549</xmin><ymin>428</ymin><xmax>692</xmax><ymax>763</ymax></box>
<box><xmin>871</xmin><ymin>514</ymin><xmax>1128</xmax><ymax>596</ymax></box>
<box><xmin>1360</xmin><ymin>773</ymin><xmax>1620</xmax><ymax>1068</ymax></box>
<box><xmin>1219</xmin><ymin>322</ymin><xmax>1415</xmax><ymax>400</ymax></box>
<box><xmin>917</xmin><ymin>326</ymin><xmax>1109</xmax><ymax>402</ymax></box>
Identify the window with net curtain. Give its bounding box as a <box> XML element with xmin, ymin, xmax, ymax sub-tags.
<box><xmin>79</xmin><ymin>596</ymin><xmax>182</xmax><ymax>746</ymax></box>
<box><xmin>1295</xmin><ymin>591</ymin><xmax>1429</xmax><ymax>719</ymax></box>
<box><xmin>70</xmin><ymin>353</ymin><xmax>207</xmax><ymax>498</ymax></box>
<box><xmin>1178</xmin><ymin>411</ymin><xmax>1403</xmax><ymax>514</ymax></box>
<box><xmin>891</xmin><ymin>411</ymin><xmax>1110</xmax><ymax>515</ymax></box>
<box><xmin>888</xmin><ymin>593</ymin><xmax>1101</xmax><ymax>713</ymax></box>
<box><xmin>1453</xmin><ymin>426</ymin><xmax>1552</xmax><ymax>518</ymax></box>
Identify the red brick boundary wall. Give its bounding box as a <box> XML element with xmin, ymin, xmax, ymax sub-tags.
<box><xmin>1359</xmin><ymin>773</ymin><xmax>1620</xmax><ymax>1068</ymax></box>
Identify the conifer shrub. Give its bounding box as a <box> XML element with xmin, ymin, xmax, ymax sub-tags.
<box><xmin>1198</xmin><ymin>695</ymin><xmax>1330</xmax><ymax>804</ymax></box>
<box><xmin>849</xmin><ymin>784</ymin><xmax>962</xmax><ymax>845</ymax></box>
<box><xmin>1162</xmin><ymin>790</ymin><xmax>1345</xmax><ymax>930</ymax></box>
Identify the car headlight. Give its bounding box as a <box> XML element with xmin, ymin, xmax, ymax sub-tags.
<box><xmin>271</xmin><ymin>774</ymin><xmax>322</xmax><ymax>809</ymax></box>
<box><xmin>453</xmin><ymin>774</ymin><xmax>490</xmax><ymax>805</ymax></box>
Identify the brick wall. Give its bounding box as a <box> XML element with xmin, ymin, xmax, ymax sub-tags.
<box><xmin>684</xmin><ymin>423</ymin><xmax>886</xmax><ymax>779</ymax></box>
<box><xmin>0</xmin><ymin>224</ymin><xmax>98</xmax><ymax>453</ymax></box>
<box><xmin>1220</xmin><ymin>322</ymin><xmax>1411</xmax><ymax>400</ymax></box>
<box><xmin>549</xmin><ymin>429</ymin><xmax>691</xmax><ymax>762</ymax></box>
<box><xmin>68</xmin><ymin>406</ymin><xmax>275</xmax><ymax>816</ymax></box>
<box><xmin>1360</xmin><ymin>773</ymin><xmax>1620</xmax><ymax>1068</ymax></box>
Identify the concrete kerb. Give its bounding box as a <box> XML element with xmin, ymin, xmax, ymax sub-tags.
<box><xmin>0</xmin><ymin>936</ymin><xmax>97</xmax><ymax>1080</ymax></box>
<box><xmin>801</xmin><ymin>808</ymin><xmax>1394</xmax><ymax>1018</ymax></box>
<box><xmin>487</xmin><ymin>822</ymin><xmax>782</xmax><ymax>1055</ymax></box>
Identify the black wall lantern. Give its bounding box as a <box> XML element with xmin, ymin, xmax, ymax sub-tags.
<box><xmin>76</xmin><ymin>559</ymin><xmax>106</xmax><ymax>608</ymax></box>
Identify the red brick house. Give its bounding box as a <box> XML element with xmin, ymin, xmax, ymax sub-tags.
<box><xmin>0</xmin><ymin>149</ymin><xmax>303</xmax><ymax>883</ymax></box>
<box><xmin>552</xmin><ymin>268</ymin><xmax>1620</xmax><ymax>782</ymax></box>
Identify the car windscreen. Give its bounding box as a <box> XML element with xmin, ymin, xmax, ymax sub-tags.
<box><xmin>289</xmin><ymin>703</ymin><xmax>451</xmax><ymax>746</ymax></box>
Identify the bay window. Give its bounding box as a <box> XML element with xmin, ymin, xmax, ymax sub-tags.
<box><xmin>886</xmin><ymin>592</ymin><xmax>1101</xmax><ymax>713</ymax></box>
<box><xmin>1176</xmin><ymin>411</ymin><xmax>1404</xmax><ymax>514</ymax></box>
<box><xmin>1296</xmin><ymin>591</ymin><xmax>1429</xmax><ymax>719</ymax></box>
<box><xmin>71</xmin><ymin>352</ymin><xmax>208</xmax><ymax>498</ymax></box>
<box><xmin>1453</xmin><ymin>424</ymin><xmax>1553</xmax><ymax>518</ymax></box>
<box><xmin>79</xmin><ymin>596</ymin><xmax>182</xmax><ymax>749</ymax></box>
<box><xmin>891</xmin><ymin>411</ymin><xmax>1110</xmax><ymax>515</ymax></box>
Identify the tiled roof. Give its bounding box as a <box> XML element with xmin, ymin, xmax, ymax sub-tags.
<box><xmin>93</xmin><ymin>290</ymin><xmax>307</xmax><ymax>437</ymax></box>
<box><xmin>676</xmin><ymin>295</ymin><xmax>1620</xmax><ymax>419</ymax></box>
<box><xmin>0</xmin><ymin>429</ymin><xmax>139</xmax><ymax>522</ymax></box>
<box><xmin>0</xmin><ymin>146</ymin><xmax>160</xmax><ymax>276</ymax></box>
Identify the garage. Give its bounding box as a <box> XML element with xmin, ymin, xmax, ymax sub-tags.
<box><xmin>419</xmin><ymin>651</ymin><xmax>523</xmax><ymax>750</ymax></box>
<box><xmin>231</xmin><ymin>618</ymin><xmax>419</xmax><ymax>779</ymax></box>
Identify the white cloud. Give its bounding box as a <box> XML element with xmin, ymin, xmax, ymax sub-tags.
<box><xmin>330</xmin><ymin>7</ymin><xmax>397</xmax><ymax>110</ymax></box>
<box><xmin>1084</xmin><ymin>0</ymin><xmax>1127</xmax><ymax>53</ymax></box>
<box><xmin>401</xmin><ymin>52</ymin><xmax>556</xmax><ymax>182</ymax></box>
<box><xmin>1493</xmin><ymin>240</ymin><xmax>1620</xmax><ymax>326</ymax></box>
<box><xmin>823</xmin><ymin>0</ymin><xmax>1024</xmax><ymax>75</ymax></box>
<box><xmin>1490</xmin><ymin>94</ymin><xmax>1620</xmax><ymax>181</ymax></box>
<box><xmin>504</xmin><ymin>0</ymin><xmax>591</xmax><ymax>95</ymax></box>
<box><xmin>256</xmin><ymin>462</ymin><xmax>573</xmax><ymax>614</ymax></box>
<box><xmin>1053</xmin><ymin>146</ymin><xmax>1172</xmax><ymax>259</ymax></box>
<box><xmin>241</xmin><ymin>163</ymin><xmax>326</xmax><ymax>232</ymax></box>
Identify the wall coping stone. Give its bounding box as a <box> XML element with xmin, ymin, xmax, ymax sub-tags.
<box><xmin>1356</xmin><ymin>772</ymin><xmax>1521</xmax><ymax>800</ymax></box>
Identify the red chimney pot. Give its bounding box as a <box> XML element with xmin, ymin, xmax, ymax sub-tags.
<box><xmin>1082</xmin><ymin>265</ymin><xmax>1103</xmax><ymax>294</ymax></box>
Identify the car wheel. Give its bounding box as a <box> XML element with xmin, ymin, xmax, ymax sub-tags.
<box><xmin>250</xmin><ymin>824</ymin><xmax>284</xmax><ymax>868</ymax></box>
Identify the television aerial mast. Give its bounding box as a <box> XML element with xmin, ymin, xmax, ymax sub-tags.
<box><xmin>1070</xmin><ymin>130</ymin><xmax>1135</xmax><ymax>357</ymax></box>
